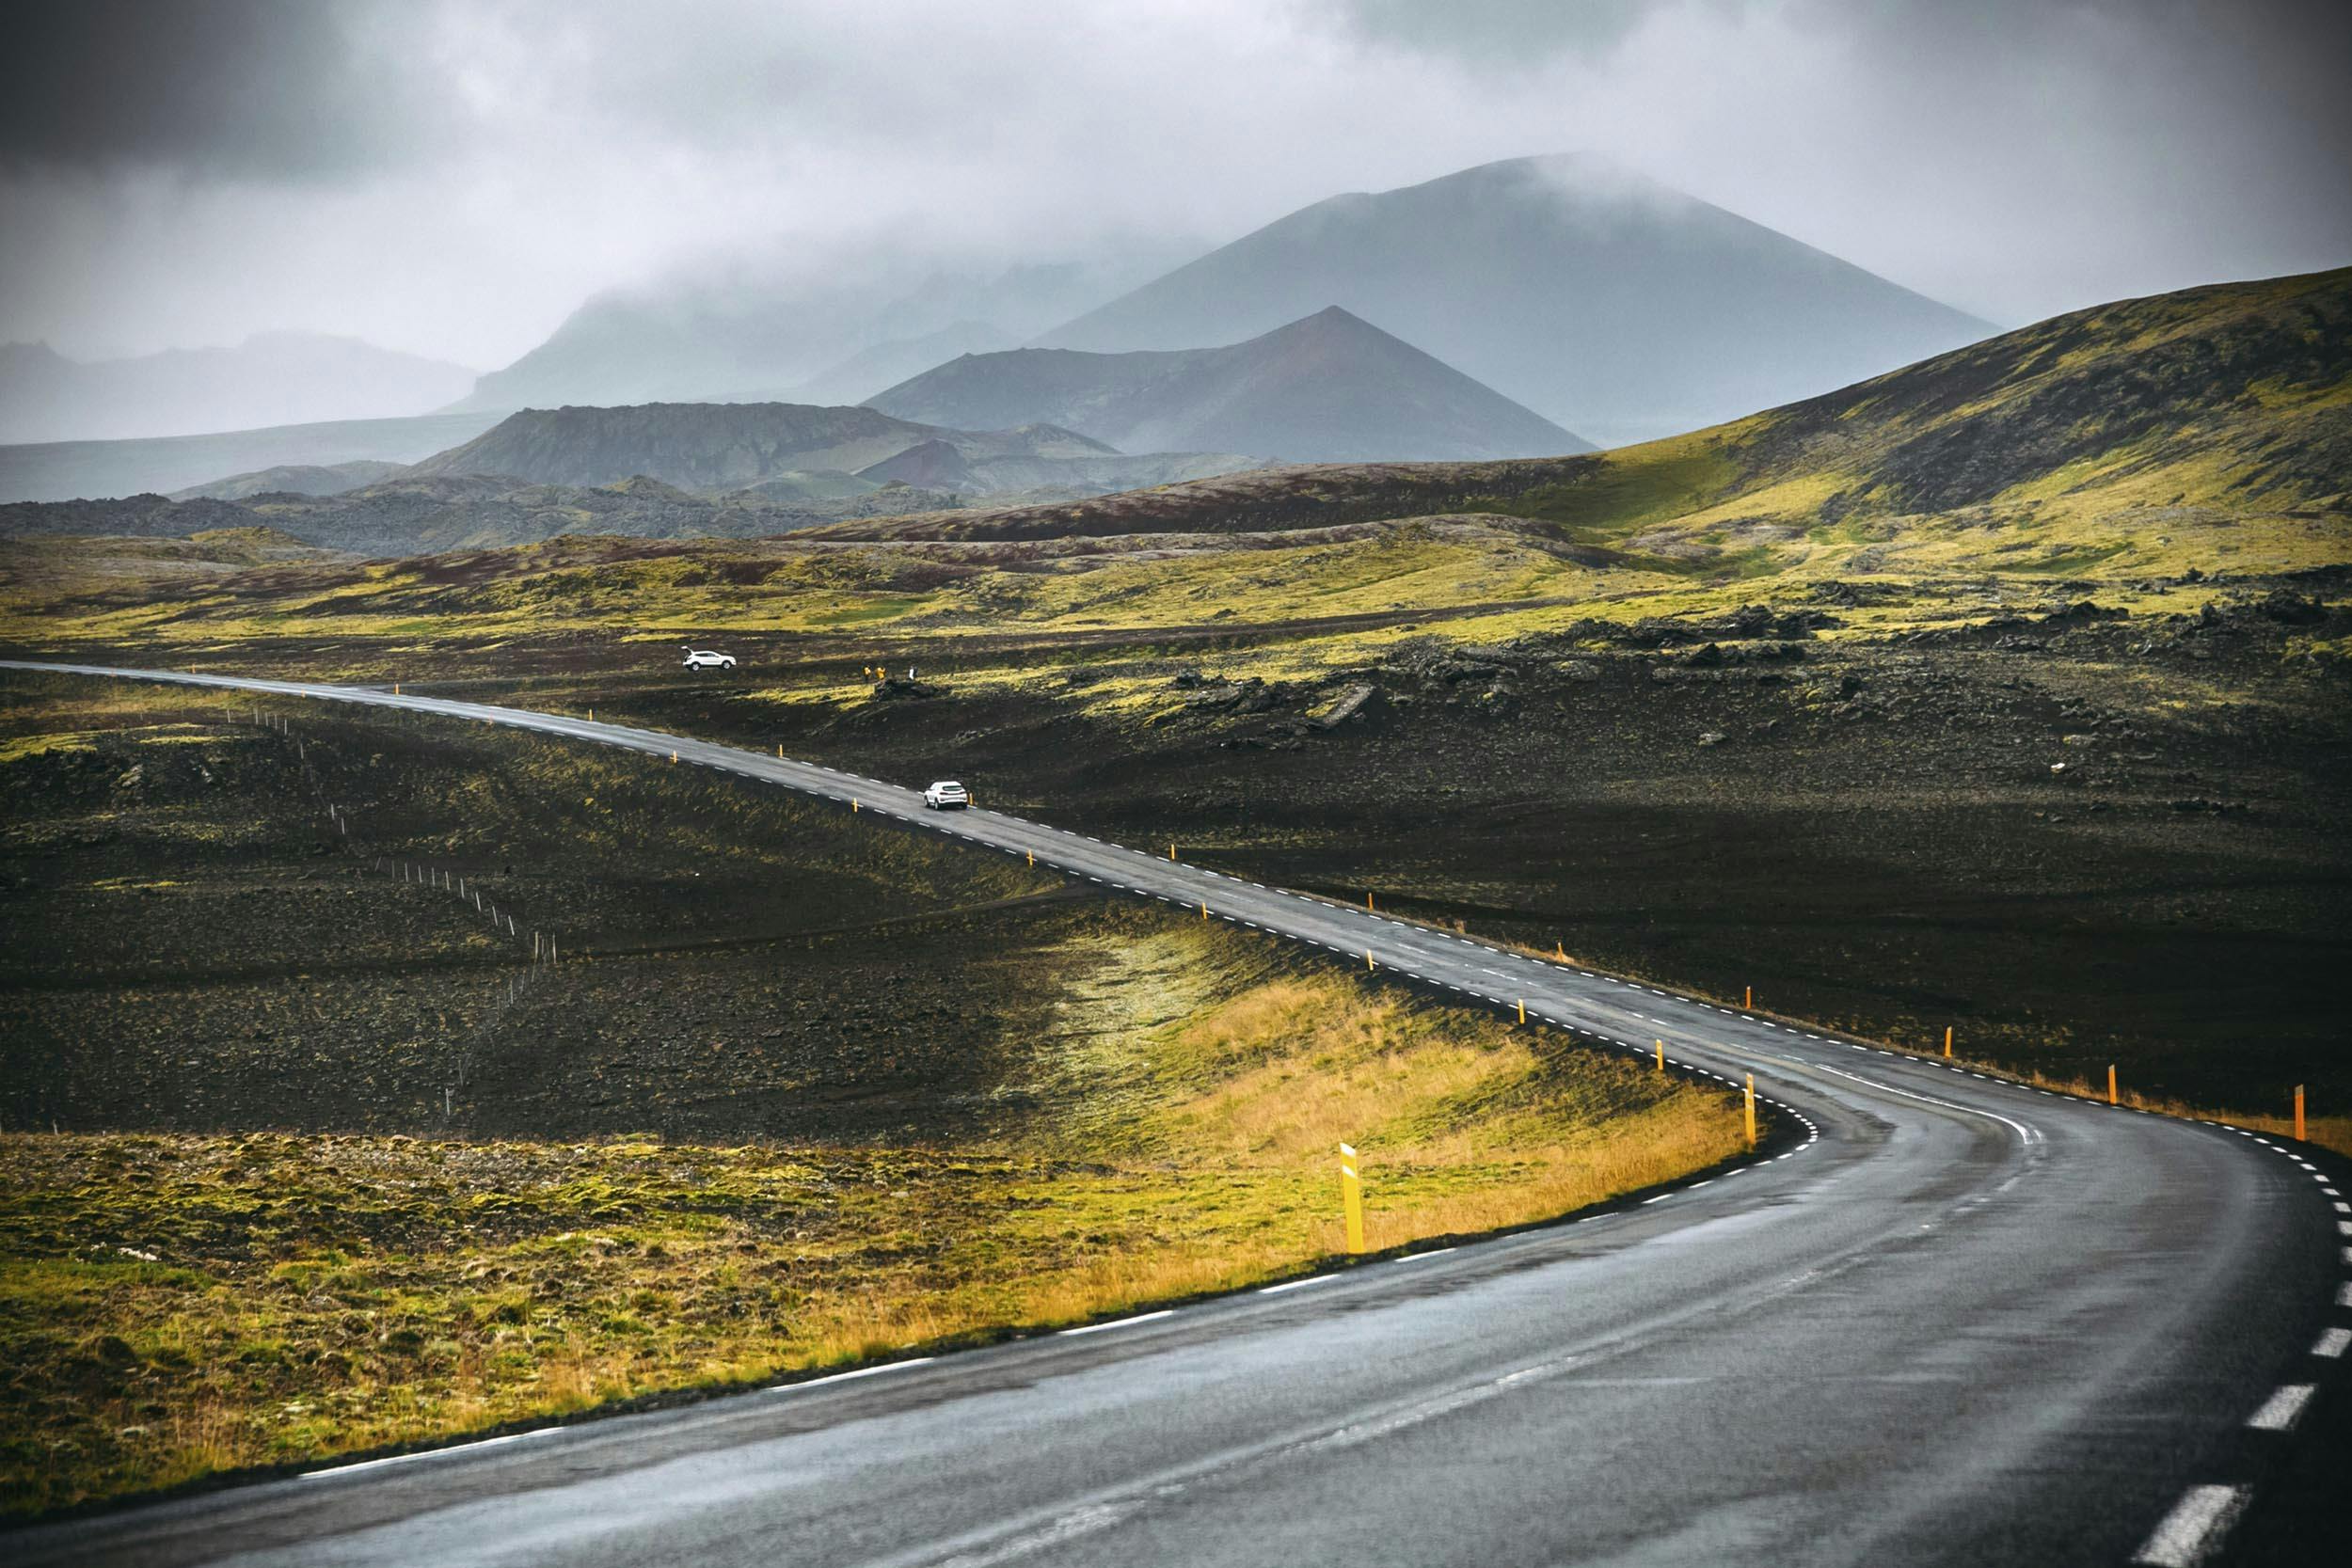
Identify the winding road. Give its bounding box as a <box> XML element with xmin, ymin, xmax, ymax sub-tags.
<box><xmin>6</xmin><ymin>661</ymin><xmax>2346</xmax><ymax>1568</ymax></box>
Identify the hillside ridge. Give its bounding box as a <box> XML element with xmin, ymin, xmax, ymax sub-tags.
<box><xmin>870</xmin><ymin>307</ymin><xmax>1589</xmax><ymax>462</ymax></box>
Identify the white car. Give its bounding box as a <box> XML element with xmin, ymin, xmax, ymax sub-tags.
<box><xmin>681</xmin><ymin>647</ymin><xmax>737</xmax><ymax>671</ymax></box>
<box><xmin>923</xmin><ymin>780</ymin><xmax>970</xmax><ymax>811</ymax></box>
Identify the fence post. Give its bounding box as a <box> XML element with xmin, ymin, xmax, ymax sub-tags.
<box><xmin>1337</xmin><ymin>1144</ymin><xmax>1366</xmax><ymax>1255</ymax></box>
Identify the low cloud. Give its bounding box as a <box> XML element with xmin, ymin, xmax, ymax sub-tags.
<box><xmin>0</xmin><ymin>0</ymin><xmax>2344</xmax><ymax>369</ymax></box>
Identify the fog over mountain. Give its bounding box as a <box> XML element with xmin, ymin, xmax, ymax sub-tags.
<box><xmin>453</xmin><ymin>254</ymin><xmax>1182</xmax><ymax>415</ymax></box>
<box><xmin>0</xmin><ymin>2</ymin><xmax>2344</xmax><ymax>454</ymax></box>
<box><xmin>1039</xmin><ymin>155</ymin><xmax>1991</xmax><ymax>447</ymax></box>
<box><xmin>0</xmin><ymin>332</ymin><xmax>475</xmax><ymax>445</ymax></box>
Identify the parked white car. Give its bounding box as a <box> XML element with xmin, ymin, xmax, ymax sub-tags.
<box><xmin>923</xmin><ymin>780</ymin><xmax>970</xmax><ymax>811</ymax></box>
<box><xmin>681</xmin><ymin>647</ymin><xmax>737</xmax><ymax>671</ymax></box>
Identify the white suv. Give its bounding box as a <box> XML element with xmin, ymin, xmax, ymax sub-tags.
<box><xmin>923</xmin><ymin>780</ymin><xmax>970</xmax><ymax>811</ymax></box>
<box><xmin>681</xmin><ymin>647</ymin><xmax>737</xmax><ymax>671</ymax></box>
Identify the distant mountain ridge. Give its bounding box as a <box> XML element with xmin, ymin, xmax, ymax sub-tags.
<box><xmin>818</xmin><ymin>266</ymin><xmax>2350</xmax><ymax>545</ymax></box>
<box><xmin>1038</xmin><ymin>153</ymin><xmax>1994</xmax><ymax>446</ymax></box>
<box><xmin>171</xmin><ymin>461</ymin><xmax>409</xmax><ymax>501</ymax></box>
<box><xmin>402</xmin><ymin>401</ymin><xmax>1207</xmax><ymax>496</ymax></box>
<box><xmin>868</xmin><ymin>307</ymin><xmax>1589</xmax><ymax>461</ymax></box>
<box><xmin>453</xmin><ymin>251</ymin><xmax>1186</xmax><ymax>413</ymax></box>
<box><xmin>8</xmin><ymin>269</ymin><xmax>2340</xmax><ymax>561</ymax></box>
<box><xmin>0</xmin><ymin>332</ymin><xmax>478</xmax><ymax>446</ymax></box>
<box><xmin>0</xmin><ymin>410</ymin><xmax>509</xmax><ymax>505</ymax></box>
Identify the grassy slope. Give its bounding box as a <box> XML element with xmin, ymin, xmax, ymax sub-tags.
<box><xmin>0</xmin><ymin>953</ymin><xmax>1740</xmax><ymax>1517</ymax></box>
<box><xmin>0</xmin><ymin>686</ymin><xmax>1746</xmax><ymax>1515</ymax></box>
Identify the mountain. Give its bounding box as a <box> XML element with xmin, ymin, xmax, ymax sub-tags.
<box><xmin>0</xmin><ymin>409</ymin><xmax>508</xmax><ymax>504</ymax></box>
<box><xmin>1037</xmin><ymin>153</ymin><xmax>1994</xmax><ymax>448</ymax></box>
<box><xmin>454</xmin><ymin>251</ymin><xmax>1183</xmax><ymax>413</ymax></box>
<box><xmin>0</xmin><ymin>474</ymin><xmax>841</xmax><ymax>557</ymax></box>
<box><xmin>0</xmin><ymin>332</ymin><xmax>478</xmax><ymax>445</ymax></box>
<box><xmin>817</xmin><ymin>266</ymin><xmax>2350</xmax><ymax>545</ymax></box>
<box><xmin>170</xmin><ymin>460</ymin><xmax>408</xmax><ymax>501</ymax></box>
<box><xmin>867</xmin><ymin>307</ymin><xmax>1587</xmax><ymax>462</ymax></box>
<box><xmin>405</xmin><ymin>403</ymin><xmax>1147</xmax><ymax>493</ymax></box>
<box><xmin>752</xmin><ymin>322</ymin><xmax>1010</xmax><ymax>408</ymax></box>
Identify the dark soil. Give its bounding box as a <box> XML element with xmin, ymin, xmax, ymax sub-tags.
<box><xmin>368</xmin><ymin>590</ymin><xmax>2352</xmax><ymax>1117</ymax></box>
<box><xmin>0</xmin><ymin>679</ymin><xmax>1087</xmax><ymax>1140</ymax></box>
<box><xmin>8</xmin><ymin>579</ymin><xmax>2348</xmax><ymax>1120</ymax></box>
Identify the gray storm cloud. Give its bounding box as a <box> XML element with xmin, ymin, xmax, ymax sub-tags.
<box><xmin>0</xmin><ymin>0</ymin><xmax>2344</xmax><ymax>370</ymax></box>
<box><xmin>0</xmin><ymin>0</ymin><xmax>445</xmax><ymax>179</ymax></box>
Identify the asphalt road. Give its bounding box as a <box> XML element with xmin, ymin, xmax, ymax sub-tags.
<box><xmin>8</xmin><ymin>661</ymin><xmax>2348</xmax><ymax>1568</ymax></box>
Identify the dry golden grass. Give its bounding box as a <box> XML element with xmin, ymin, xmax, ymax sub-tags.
<box><xmin>0</xmin><ymin>922</ymin><xmax>1746</xmax><ymax>1516</ymax></box>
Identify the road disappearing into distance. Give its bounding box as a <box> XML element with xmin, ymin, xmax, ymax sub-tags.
<box><xmin>7</xmin><ymin>661</ymin><xmax>2348</xmax><ymax>1568</ymax></box>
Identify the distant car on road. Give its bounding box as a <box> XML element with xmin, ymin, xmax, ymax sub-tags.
<box><xmin>923</xmin><ymin>780</ymin><xmax>970</xmax><ymax>811</ymax></box>
<box><xmin>681</xmin><ymin>647</ymin><xmax>737</xmax><ymax>671</ymax></box>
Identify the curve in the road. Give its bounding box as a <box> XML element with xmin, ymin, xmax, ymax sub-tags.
<box><xmin>4</xmin><ymin>659</ymin><xmax>2346</xmax><ymax>1568</ymax></box>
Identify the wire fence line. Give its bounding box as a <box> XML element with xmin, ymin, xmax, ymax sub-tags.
<box><xmin>229</xmin><ymin>700</ymin><xmax>566</xmax><ymax>1125</ymax></box>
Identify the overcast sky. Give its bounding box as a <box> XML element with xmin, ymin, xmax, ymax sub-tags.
<box><xmin>3</xmin><ymin>0</ymin><xmax>2345</xmax><ymax>371</ymax></box>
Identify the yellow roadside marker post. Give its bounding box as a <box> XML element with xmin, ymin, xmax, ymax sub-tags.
<box><xmin>2107</xmin><ymin>1065</ymin><xmax>2119</xmax><ymax>1105</ymax></box>
<box><xmin>777</xmin><ymin>744</ymin><xmax>784</xmax><ymax>759</ymax></box>
<box><xmin>1337</xmin><ymin>1144</ymin><xmax>1366</xmax><ymax>1255</ymax></box>
<box><xmin>1365</xmin><ymin>949</ymin><xmax>1376</xmax><ymax>973</ymax></box>
<box><xmin>1517</xmin><ymin>999</ymin><xmax>1526</xmax><ymax>1024</ymax></box>
<box><xmin>671</xmin><ymin>750</ymin><xmax>677</xmax><ymax>764</ymax></box>
<box><xmin>1656</xmin><ymin>1039</ymin><xmax>1665</xmax><ymax>1072</ymax></box>
<box><xmin>1555</xmin><ymin>942</ymin><xmax>1565</xmax><ymax>960</ymax></box>
<box><xmin>1169</xmin><ymin>843</ymin><xmax>1177</xmax><ymax>862</ymax></box>
<box><xmin>1744</xmin><ymin>986</ymin><xmax>1754</xmax><ymax>1009</ymax></box>
<box><xmin>1945</xmin><ymin>1026</ymin><xmax>1954</xmax><ymax>1058</ymax></box>
<box><xmin>1200</xmin><ymin>900</ymin><xmax>1207</xmax><ymax>920</ymax></box>
<box><xmin>1026</xmin><ymin>850</ymin><xmax>1035</xmax><ymax>866</ymax></box>
<box><xmin>1366</xmin><ymin>892</ymin><xmax>1375</xmax><ymax>912</ymax></box>
<box><xmin>1744</xmin><ymin>1074</ymin><xmax>1757</xmax><ymax>1149</ymax></box>
<box><xmin>852</xmin><ymin>798</ymin><xmax>860</xmax><ymax>813</ymax></box>
<box><xmin>2295</xmin><ymin>1085</ymin><xmax>2306</xmax><ymax>1142</ymax></box>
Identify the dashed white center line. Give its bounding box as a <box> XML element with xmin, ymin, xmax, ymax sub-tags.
<box><xmin>2246</xmin><ymin>1383</ymin><xmax>2316</xmax><ymax>1432</ymax></box>
<box><xmin>2131</xmin><ymin>1484</ymin><xmax>2250</xmax><ymax>1567</ymax></box>
<box><xmin>2313</xmin><ymin>1327</ymin><xmax>2350</xmax><ymax>1359</ymax></box>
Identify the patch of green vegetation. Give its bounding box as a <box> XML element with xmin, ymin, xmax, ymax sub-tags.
<box><xmin>1490</xmin><ymin>428</ymin><xmax>1747</xmax><ymax>538</ymax></box>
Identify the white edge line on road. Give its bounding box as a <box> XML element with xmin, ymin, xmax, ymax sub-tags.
<box><xmin>2131</xmin><ymin>1483</ymin><xmax>2250</xmax><ymax>1567</ymax></box>
<box><xmin>1805</xmin><ymin>1062</ymin><xmax>2042</xmax><ymax>1146</ymax></box>
<box><xmin>1259</xmin><ymin>1275</ymin><xmax>1336</xmax><ymax>1294</ymax></box>
<box><xmin>301</xmin><ymin>1426</ymin><xmax>560</xmax><ymax>1480</ymax></box>
<box><xmin>1058</xmin><ymin>1310</ymin><xmax>1176</xmax><ymax>1337</ymax></box>
<box><xmin>764</xmin><ymin>1356</ymin><xmax>936</xmax><ymax>1395</ymax></box>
